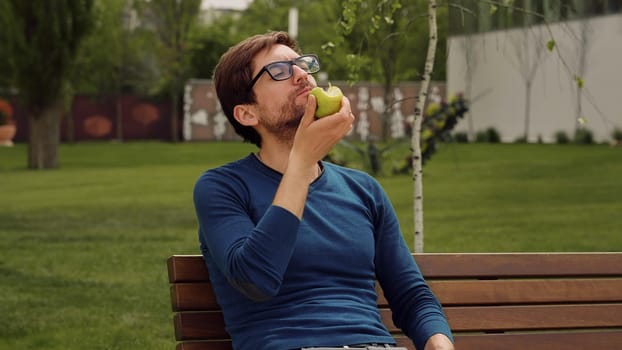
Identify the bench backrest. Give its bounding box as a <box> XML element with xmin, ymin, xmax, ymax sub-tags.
<box><xmin>167</xmin><ymin>253</ymin><xmax>622</xmax><ymax>350</ymax></box>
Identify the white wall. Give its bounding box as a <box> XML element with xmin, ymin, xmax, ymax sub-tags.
<box><xmin>447</xmin><ymin>13</ymin><xmax>622</xmax><ymax>143</ymax></box>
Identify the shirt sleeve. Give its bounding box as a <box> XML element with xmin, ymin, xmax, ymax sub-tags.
<box><xmin>193</xmin><ymin>170</ymin><xmax>300</xmax><ymax>301</ymax></box>
<box><xmin>371</xmin><ymin>181</ymin><xmax>454</xmax><ymax>349</ymax></box>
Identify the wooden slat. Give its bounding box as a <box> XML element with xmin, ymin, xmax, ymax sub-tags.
<box><xmin>175</xmin><ymin>298</ymin><xmax>622</xmax><ymax>339</ymax></box>
<box><xmin>174</xmin><ymin>278</ymin><xmax>622</xmax><ymax>311</ymax></box>
<box><xmin>445</xmin><ymin>304</ymin><xmax>622</xmax><ymax>331</ymax></box>
<box><xmin>376</xmin><ymin>278</ymin><xmax>622</xmax><ymax>307</ymax></box>
<box><xmin>379</xmin><ymin>304</ymin><xmax>622</xmax><ymax>332</ymax></box>
<box><xmin>168</xmin><ymin>255</ymin><xmax>209</xmax><ymax>283</ymax></box>
<box><xmin>173</xmin><ymin>332</ymin><xmax>622</xmax><ymax>350</ymax></box>
<box><xmin>172</xmin><ymin>285</ymin><xmax>622</xmax><ymax>339</ymax></box>
<box><xmin>393</xmin><ymin>336</ymin><xmax>415</xmax><ymax>350</ymax></box>
<box><xmin>414</xmin><ymin>253</ymin><xmax>622</xmax><ymax>278</ymax></box>
<box><xmin>453</xmin><ymin>331</ymin><xmax>622</xmax><ymax>350</ymax></box>
<box><xmin>428</xmin><ymin>279</ymin><xmax>622</xmax><ymax>305</ymax></box>
<box><xmin>168</xmin><ymin>253</ymin><xmax>622</xmax><ymax>283</ymax></box>
<box><xmin>177</xmin><ymin>339</ymin><xmax>413</xmax><ymax>350</ymax></box>
<box><xmin>174</xmin><ymin>312</ymin><xmax>229</xmax><ymax>341</ymax></box>
<box><xmin>172</xmin><ymin>331</ymin><xmax>622</xmax><ymax>350</ymax></box>
<box><xmin>168</xmin><ymin>254</ymin><xmax>622</xmax><ymax>349</ymax></box>
<box><xmin>177</xmin><ymin>341</ymin><xmax>232</xmax><ymax>350</ymax></box>
<box><xmin>171</xmin><ymin>284</ymin><xmax>220</xmax><ymax>311</ymax></box>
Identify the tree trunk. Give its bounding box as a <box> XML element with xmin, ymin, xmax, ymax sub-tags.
<box><xmin>171</xmin><ymin>88</ymin><xmax>179</xmax><ymax>142</ymax></box>
<box><xmin>116</xmin><ymin>94</ymin><xmax>124</xmax><ymax>141</ymax></box>
<box><xmin>412</xmin><ymin>0</ymin><xmax>438</xmax><ymax>253</ymax></box>
<box><xmin>524</xmin><ymin>81</ymin><xmax>531</xmax><ymax>141</ymax></box>
<box><xmin>28</xmin><ymin>98</ymin><xmax>63</xmax><ymax>169</ymax></box>
<box><xmin>575</xmin><ymin>83</ymin><xmax>582</xmax><ymax>130</ymax></box>
<box><xmin>66</xmin><ymin>108</ymin><xmax>75</xmax><ymax>144</ymax></box>
<box><xmin>575</xmin><ymin>19</ymin><xmax>589</xmax><ymax>130</ymax></box>
<box><xmin>381</xmin><ymin>25</ymin><xmax>397</xmax><ymax>142</ymax></box>
<box><xmin>382</xmin><ymin>81</ymin><xmax>392</xmax><ymax>141</ymax></box>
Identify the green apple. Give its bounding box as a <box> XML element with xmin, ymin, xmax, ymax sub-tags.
<box><xmin>310</xmin><ymin>84</ymin><xmax>343</xmax><ymax>118</ymax></box>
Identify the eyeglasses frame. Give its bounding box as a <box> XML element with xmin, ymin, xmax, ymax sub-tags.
<box><xmin>247</xmin><ymin>54</ymin><xmax>320</xmax><ymax>91</ymax></box>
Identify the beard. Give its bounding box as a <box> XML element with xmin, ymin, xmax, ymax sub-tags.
<box><xmin>259</xmin><ymin>90</ymin><xmax>306</xmax><ymax>144</ymax></box>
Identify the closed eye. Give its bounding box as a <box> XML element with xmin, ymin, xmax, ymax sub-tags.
<box><xmin>267</xmin><ymin>62</ymin><xmax>291</xmax><ymax>80</ymax></box>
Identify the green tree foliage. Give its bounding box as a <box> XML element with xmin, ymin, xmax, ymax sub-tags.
<box><xmin>71</xmin><ymin>0</ymin><xmax>158</xmax><ymax>96</ymax></box>
<box><xmin>420</xmin><ymin>94</ymin><xmax>469</xmax><ymax>164</ymax></box>
<box><xmin>333</xmin><ymin>0</ymin><xmax>447</xmax><ymax>83</ymax></box>
<box><xmin>189</xmin><ymin>0</ymin><xmax>449</xmax><ymax>86</ymax></box>
<box><xmin>1</xmin><ymin>0</ymin><xmax>94</xmax><ymax>169</ymax></box>
<box><xmin>3</xmin><ymin>1</ymin><xmax>93</xmax><ymax>114</ymax></box>
<box><xmin>69</xmin><ymin>0</ymin><xmax>163</xmax><ymax>141</ymax></box>
<box><xmin>187</xmin><ymin>0</ymin><xmax>367</xmax><ymax>83</ymax></box>
<box><xmin>223</xmin><ymin>0</ymin><xmax>448</xmax><ymax>83</ymax></box>
<box><xmin>232</xmin><ymin>0</ymin><xmax>346</xmax><ymax>81</ymax></box>
<box><xmin>329</xmin><ymin>0</ymin><xmax>448</xmax><ymax>143</ymax></box>
<box><xmin>188</xmin><ymin>15</ymin><xmax>239</xmax><ymax>79</ymax></box>
<box><xmin>135</xmin><ymin>0</ymin><xmax>202</xmax><ymax>142</ymax></box>
<box><xmin>0</xmin><ymin>2</ymin><xmax>15</xmax><ymax>90</ymax></box>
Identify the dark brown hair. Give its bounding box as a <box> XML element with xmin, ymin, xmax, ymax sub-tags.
<box><xmin>213</xmin><ymin>31</ymin><xmax>300</xmax><ymax>147</ymax></box>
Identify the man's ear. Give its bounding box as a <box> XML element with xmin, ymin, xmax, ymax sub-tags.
<box><xmin>233</xmin><ymin>105</ymin><xmax>258</xmax><ymax>126</ymax></box>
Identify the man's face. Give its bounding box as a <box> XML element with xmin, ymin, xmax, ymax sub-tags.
<box><xmin>249</xmin><ymin>44</ymin><xmax>317</xmax><ymax>142</ymax></box>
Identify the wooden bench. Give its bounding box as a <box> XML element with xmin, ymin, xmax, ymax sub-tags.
<box><xmin>167</xmin><ymin>253</ymin><xmax>622</xmax><ymax>350</ymax></box>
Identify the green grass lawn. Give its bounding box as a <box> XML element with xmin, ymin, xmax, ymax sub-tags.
<box><xmin>0</xmin><ymin>141</ymin><xmax>621</xmax><ymax>349</ymax></box>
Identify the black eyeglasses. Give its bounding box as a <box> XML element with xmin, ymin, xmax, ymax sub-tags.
<box><xmin>247</xmin><ymin>54</ymin><xmax>320</xmax><ymax>90</ymax></box>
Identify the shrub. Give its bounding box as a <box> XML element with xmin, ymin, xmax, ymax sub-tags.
<box><xmin>475</xmin><ymin>132</ymin><xmax>485</xmax><ymax>142</ymax></box>
<box><xmin>453</xmin><ymin>132</ymin><xmax>469</xmax><ymax>143</ymax></box>
<box><xmin>612</xmin><ymin>128</ymin><xmax>622</xmax><ymax>143</ymax></box>
<box><xmin>555</xmin><ymin>130</ymin><xmax>570</xmax><ymax>144</ymax></box>
<box><xmin>475</xmin><ymin>127</ymin><xmax>501</xmax><ymax>143</ymax></box>
<box><xmin>574</xmin><ymin>128</ymin><xmax>594</xmax><ymax>144</ymax></box>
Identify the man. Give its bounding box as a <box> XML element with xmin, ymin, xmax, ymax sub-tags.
<box><xmin>193</xmin><ymin>31</ymin><xmax>454</xmax><ymax>350</ymax></box>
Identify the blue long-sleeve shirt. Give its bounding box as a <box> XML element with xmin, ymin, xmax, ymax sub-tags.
<box><xmin>193</xmin><ymin>154</ymin><xmax>452</xmax><ymax>350</ymax></box>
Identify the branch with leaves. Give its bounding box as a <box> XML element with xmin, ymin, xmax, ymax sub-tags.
<box><xmin>394</xmin><ymin>93</ymin><xmax>469</xmax><ymax>172</ymax></box>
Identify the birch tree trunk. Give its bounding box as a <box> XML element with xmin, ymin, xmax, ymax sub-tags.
<box><xmin>412</xmin><ymin>0</ymin><xmax>438</xmax><ymax>253</ymax></box>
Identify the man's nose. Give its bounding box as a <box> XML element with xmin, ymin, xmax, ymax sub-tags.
<box><xmin>292</xmin><ymin>64</ymin><xmax>309</xmax><ymax>83</ymax></box>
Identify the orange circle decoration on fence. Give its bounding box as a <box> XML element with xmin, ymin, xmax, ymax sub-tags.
<box><xmin>0</xmin><ymin>98</ymin><xmax>13</xmax><ymax>125</ymax></box>
<box><xmin>83</xmin><ymin>115</ymin><xmax>112</xmax><ymax>138</ymax></box>
<box><xmin>0</xmin><ymin>124</ymin><xmax>16</xmax><ymax>146</ymax></box>
<box><xmin>132</xmin><ymin>103</ymin><xmax>159</xmax><ymax>126</ymax></box>
<box><xmin>0</xmin><ymin>98</ymin><xmax>16</xmax><ymax>146</ymax></box>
